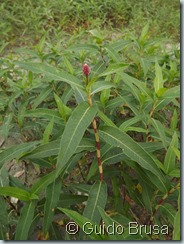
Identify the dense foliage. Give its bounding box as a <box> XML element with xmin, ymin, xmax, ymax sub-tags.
<box><xmin>0</xmin><ymin>0</ymin><xmax>180</xmax><ymax>241</ymax></box>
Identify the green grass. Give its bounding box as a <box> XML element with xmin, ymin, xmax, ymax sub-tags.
<box><xmin>0</xmin><ymin>0</ymin><xmax>180</xmax><ymax>52</ymax></box>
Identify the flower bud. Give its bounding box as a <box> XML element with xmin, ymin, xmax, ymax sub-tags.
<box><xmin>83</xmin><ymin>63</ymin><xmax>90</xmax><ymax>76</ymax></box>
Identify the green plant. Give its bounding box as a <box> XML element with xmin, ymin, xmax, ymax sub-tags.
<box><xmin>0</xmin><ymin>27</ymin><xmax>180</xmax><ymax>240</ymax></box>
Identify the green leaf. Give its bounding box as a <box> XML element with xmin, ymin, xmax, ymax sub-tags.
<box><xmin>88</xmin><ymin>29</ymin><xmax>103</xmax><ymax>39</ymax></box>
<box><xmin>104</xmin><ymin>45</ymin><xmax>121</xmax><ymax>62</ymax></box>
<box><xmin>100</xmin><ymin>88</ymin><xmax>110</xmax><ymax>104</ymax></box>
<box><xmin>24</xmin><ymin>108</ymin><xmax>63</xmax><ymax>123</ymax></box>
<box><xmin>151</xmin><ymin>118</ymin><xmax>167</xmax><ymax>149</ymax></box>
<box><xmin>159</xmin><ymin>203</ymin><xmax>176</xmax><ymax>225</ymax></box>
<box><xmin>54</xmin><ymin>93</ymin><xmax>72</xmax><ymax>121</ymax></box>
<box><xmin>67</xmin><ymin>44</ymin><xmax>99</xmax><ymax>52</ymax></box>
<box><xmin>30</xmin><ymin>170</ymin><xmax>56</xmax><ymax>195</ymax></box>
<box><xmin>111</xmin><ymin>40</ymin><xmax>131</xmax><ymax>52</ymax></box>
<box><xmin>99</xmin><ymin>126</ymin><xmax>168</xmax><ymax>192</ymax></box>
<box><xmin>162</xmin><ymin>85</ymin><xmax>180</xmax><ymax>99</ymax></box>
<box><xmin>154</xmin><ymin>60</ymin><xmax>164</xmax><ymax>94</ymax></box>
<box><xmin>15</xmin><ymin>201</ymin><xmax>37</xmax><ymax>240</ymax></box>
<box><xmin>139</xmin><ymin>23</ymin><xmax>149</xmax><ymax>43</ymax></box>
<box><xmin>139</xmin><ymin>180</ymin><xmax>153</xmax><ymax>212</ymax></box>
<box><xmin>59</xmin><ymin>207</ymin><xmax>106</xmax><ymax>240</ymax></box>
<box><xmin>0</xmin><ymin>187</ymin><xmax>37</xmax><ymax>201</ymax></box>
<box><xmin>74</xmin><ymin>87</ymin><xmax>87</xmax><ymax>104</ymax></box>
<box><xmin>0</xmin><ymin>114</ymin><xmax>13</xmax><ymax>140</ymax></box>
<box><xmin>97</xmin><ymin>206</ymin><xmax>124</xmax><ymax>240</ymax></box>
<box><xmin>173</xmin><ymin>192</ymin><xmax>180</xmax><ymax>240</ymax></box>
<box><xmin>173</xmin><ymin>210</ymin><xmax>180</xmax><ymax>240</ymax></box>
<box><xmin>119</xmin><ymin>115</ymin><xmax>145</xmax><ymax>131</ymax></box>
<box><xmin>99</xmin><ymin>63</ymin><xmax>128</xmax><ymax>77</ymax></box>
<box><xmin>0</xmin><ymin>167</ymin><xmax>9</xmax><ymax>187</ymax></box>
<box><xmin>42</xmin><ymin>117</ymin><xmax>54</xmax><ymax>144</ymax></box>
<box><xmin>32</xmin><ymin>87</ymin><xmax>52</xmax><ymax>109</ymax></box>
<box><xmin>90</xmin><ymin>61</ymin><xmax>106</xmax><ymax>80</ymax></box>
<box><xmin>170</xmin><ymin>109</ymin><xmax>178</xmax><ymax>130</ymax></box>
<box><xmin>168</xmin><ymin>169</ymin><xmax>180</xmax><ymax>178</ymax></box>
<box><xmin>90</xmin><ymin>81</ymin><xmax>115</xmax><ymax>95</ymax></box>
<box><xmin>24</xmin><ymin>138</ymin><xmax>95</xmax><ymax>159</ymax></box>
<box><xmin>0</xmin><ymin>141</ymin><xmax>39</xmax><ymax>169</ymax></box>
<box><xmin>63</xmin><ymin>56</ymin><xmax>74</xmax><ymax>75</ymax></box>
<box><xmin>16</xmin><ymin>62</ymin><xmax>83</xmax><ymax>89</ymax></box>
<box><xmin>43</xmin><ymin>178</ymin><xmax>61</xmax><ymax>236</ymax></box>
<box><xmin>0</xmin><ymin>197</ymin><xmax>8</xmax><ymax>225</ymax></box>
<box><xmin>120</xmin><ymin>72</ymin><xmax>152</xmax><ymax>99</ymax></box>
<box><xmin>83</xmin><ymin>181</ymin><xmax>107</xmax><ymax>225</ymax></box>
<box><xmin>56</xmin><ymin>102</ymin><xmax>97</xmax><ymax>176</ymax></box>
<box><xmin>171</xmin><ymin>146</ymin><xmax>180</xmax><ymax>160</ymax></box>
<box><xmin>100</xmin><ymin>126</ymin><xmax>159</xmax><ymax>175</ymax></box>
<box><xmin>164</xmin><ymin>132</ymin><xmax>178</xmax><ymax>174</ymax></box>
<box><xmin>58</xmin><ymin>194</ymin><xmax>88</xmax><ymax>207</ymax></box>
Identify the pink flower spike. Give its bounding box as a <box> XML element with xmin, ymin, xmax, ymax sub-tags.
<box><xmin>83</xmin><ymin>63</ymin><xmax>90</xmax><ymax>76</ymax></box>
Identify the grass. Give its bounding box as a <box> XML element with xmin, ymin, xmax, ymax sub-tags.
<box><xmin>0</xmin><ymin>0</ymin><xmax>180</xmax><ymax>53</ymax></box>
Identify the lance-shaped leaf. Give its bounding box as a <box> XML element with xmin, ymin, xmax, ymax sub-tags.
<box><xmin>154</xmin><ymin>60</ymin><xmax>164</xmax><ymax>94</ymax></box>
<box><xmin>56</xmin><ymin>102</ymin><xmax>97</xmax><ymax>176</ymax></box>
<box><xmin>24</xmin><ymin>138</ymin><xmax>95</xmax><ymax>160</ymax></box>
<box><xmin>15</xmin><ymin>201</ymin><xmax>37</xmax><ymax>240</ymax></box>
<box><xmin>16</xmin><ymin>62</ymin><xmax>83</xmax><ymax>89</ymax></box>
<box><xmin>173</xmin><ymin>192</ymin><xmax>180</xmax><ymax>240</ymax></box>
<box><xmin>24</xmin><ymin>138</ymin><xmax>95</xmax><ymax>159</ymax></box>
<box><xmin>98</xmin><ymin>206</ymin><xmax>125</xmax><ymax>240</ymax></box>
<box><xmin>59</xmin><ymin>208</ymin><xmax>106</xmax><ymax>240</ymax></box>
<box><xmin>43</xmin><ymin>178</ymin><xmax>61</xmax><ymax>236</ymax></box>
<box><xmin>74</xmin><ymin>87</ymin><xmax>87</xmax><ymax>104</ymax></box>
<box><xmin>24</xmin><ymin>108</ymin><xmax>63</xmax><ymax>123</ymax></box>
<box><xmin>164</xmin><ymin>132</ymin><xmax>178</xmax><ymax>174</ymax></box>
<box><xmin>83</xmin><ymin>181</ymin><xmax>107</xmax><ymax>225</ymax></box>
<box><xmin>99</xmin><ymin>126</ymin><xmax>165</xmax><ymax>180</ymax></box>
<box><xmin>0</xmin><ymin>187</ymin><xmax>37</xmax><ymax>201</ymax></box>
<box><xmin>30</xmin><ymin>170</ymin><xmax>56</xmax><ymax>195</ymax></box>
<box><xmin>151</xmin><ymin>118</ymin><xmax>168</xmax><ymax>149</ymax></box>
<box><xmin>67</xmin><ymin>44</ymin><xmax>99</xmax><ymax>52</ymax></box>
<box><xmin>0</xmin><ymin>141</ymin><xmax>39</xmax><ymax>169</ymax></box>
<box><xmin>90</xmin><ymin>81</ymin><xmax>116</xmax><ymax>95</ymax></box>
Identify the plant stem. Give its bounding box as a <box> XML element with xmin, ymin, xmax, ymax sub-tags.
<box><xmin>149</xmin><ymin>182</ymin><xmax>180</xmax><ymax>225</ymax></box>
<box><xmin>85</xmin><ymin>74</ymin><xmax>103</xmax><ymax>182</ymax></box>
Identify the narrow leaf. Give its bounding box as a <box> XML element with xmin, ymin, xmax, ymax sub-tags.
<box><xmin>24</xmin><ymin>138</ymin><xmax>95</xmax><ymax>159</ymax></box>
<box><xmin>151</xmin><ymin>118</ymin><xmax>167</xmax><ymax>149</ymax></box>
<box><xmin>154</xmin><ymin>60</ymin><xmax>164</xmax><ymax>94</ymax></box>
<box><xmin>32</xmin><ymin>87</ymin><xmax>52</xmax><ymax>109</ymax></box>
<box><xmin>24</xmin><ymin>108</ymin><xmax>63</xmax><ymax>123</ymax></box>
<box><xmin>98</xmin><ymin>206</ymin><xmax>124</xmax><ymax>240</ymax></box>
<box><xmin>16</xmin><ymin>62</ymin><xmax>83</xmax><ymax>89</ymax></box>
<box><xmin>56</xmin><ymin>102</ymin><xmax>97</xmax><ymax>176</ymax></box>
<box><xmin>164</xmin><ymin>132</ymin><xmax>178</xmax><ymax>174</ymax></box>
<box><xmin>99</xmin><ymin>126</ymin><xmax>168</xmax><ymax>192</ymax></box>
<box><xmin>59</xmin><ymin>208</ymin><xmax>105</xmax><ymax>240</ymax></box>
<box><xmin>83</xmin><ymin>181</ymin><xmax>107</xmax><ymax>225</ymax></box>
<box><xmin>90</xmin><ymin>81</ymin><xmax>115</xmax><ymax>95</ymax></box>
<box><xmin>43</xmin><ymin>178</ymin><xmax>61</xmax><ymax>236</ymax></box>
<box><xmin>0</xmin><ymin>141</ymin><xmax>38</xmax><ymax>169</ymax></box>
<box><xmin>0</xmin><ymin>187</ymin><xmax>34</xmax><ymax>201</ymax></box>
<box><xmin>42</xmin><ymin>117</ymin><xmax>54</xmax><ymax>144</ymax></box>
<box><xmin>15</xmin><ymin>201</ymin><xmax>36</xmax><ymax>240</ymax></box>
<box><xmin>173</xmin><ymin>192</ymin><xmax>180</xmax><ymax>240</ymax></box>
<box><xmin>30</xmin><ymin>170</ymin><xmax>56</xmax><ymax>195</ymax></box>
<box><xmin>67</xmin><ymin>43</ymin><xmax>99</xmax><ymax>52</ymax></box>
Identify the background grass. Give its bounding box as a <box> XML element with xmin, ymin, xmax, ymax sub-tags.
<box><xmin>0</xmin><ymin>0</ymin><xmax>180</xmax><ymax>52</ymax></box>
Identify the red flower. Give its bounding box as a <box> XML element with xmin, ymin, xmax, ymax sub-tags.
<box><xmin>83</xmin><ymin>63</ymin><xmax>90</xmax><ymax>76</ymax></box>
